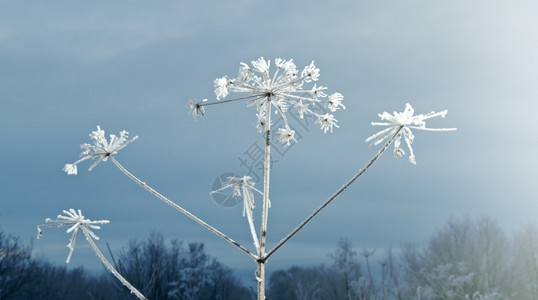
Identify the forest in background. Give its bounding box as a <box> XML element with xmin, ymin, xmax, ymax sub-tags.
<box><xmin>1</xmin><ymin>216</ymin><xmax>537</xmax><ymax>299</ymax></box>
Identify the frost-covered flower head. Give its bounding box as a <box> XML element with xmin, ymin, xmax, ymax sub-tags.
<box><xmin>63</xmin><ymin>125</ymin><xmax>138</xmax><ymax>175</ymax></box>
<box><xmin>365</xmin><ymin>103</ymin><xmax>456</xmax><ymax>164</ymax></box>
<box><xmin>190</xmin><ymin>57</ymin><xmax>345</xmax><ymax>145</ymax></box>
<box><xmin>187</xmin><ymin>99</ymin><xmax>207</xmax><ymax>121</ymax></box>
<box><xmin>210</xmin><ymin>176</ymin><xmax>267</xmax><ymax>218</ymax></box>
<box><xmin>37</xmin><ymin>209</ymin><xmax>109</xmax><ymax>263</ymax></box>
<box><xmin>210</xmin><ymin>176</ymin><xmax>267</xmax><ymax>252</ymax></box>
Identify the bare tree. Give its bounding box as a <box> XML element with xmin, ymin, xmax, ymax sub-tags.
<box><xmin>111</xmin><ymin>232</ymin><xmax>250</xmax><ymax>300</ymax></box>
<box><xmin>513</xmin><ymin>223</ymin><xmax>538</xmax><ymax>299</ymax></box>
<box><xmin>0</xmin><ymin>230</ymin><xmax>32</xmax><ymax>299</ymax></box>
<box><xmin>330</xmin><ymin>238</ymin><xmax>363</xmax><ymax>300</ymax></box>
<box><xmin>400</xmin><ymin>216</ymin><xmax>515</xmax><ymax>299</ymax></box>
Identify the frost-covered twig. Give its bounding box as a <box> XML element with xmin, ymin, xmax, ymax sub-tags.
<box><xmin>84</xmin><ymin>230</ymin><xmax>147</xmax><ymax>300</ymax></box>
<box><xmin>257</xmin><ymin>99</ymin><xmax>272</xmax><ymax>298</ymax></box>
<box><xmin>62</xmin><ymin>126</ymin><xmax>258</xmax><ymax>259</ymax></box>
<box><xmin>267</xmin><ymin>104</ymin><xmax>456</xmax><ymax>259</ymax></box>
<box><xmin>265</xmin><ymin>126</ymin><xmax>404</xmax><ymax>260</ymax></box>
<box><xmin>37</xmin><ymin>209</ymin><xmax>147</xmax><ymax>300</ymax></box>
<box><xmin>110</xmin><ymin>156</ymin><xmax>258</xmax><ymax>260</ymax></box>
<box><xmin>210</xmin><ymin>176</ymin><xmax>265</xmax><ymax>253</ymax></box>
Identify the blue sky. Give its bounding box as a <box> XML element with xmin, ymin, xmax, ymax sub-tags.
<box><xmin>1</xmin><ymin>0</ymin><xmax>537</xmax><ymax>284</ymax></box>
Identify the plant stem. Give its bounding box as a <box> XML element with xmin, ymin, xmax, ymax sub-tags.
<box><xmin>201</xmin><ymin>94</ymin><xmax>261</xmax><ymax>106</ymax></box>
<box><xmin>110</xmin><ymin>156</ymin><xmax>258</xmax><ymax>261</ymax></box>
<box><xmin>264</xmin><ymin>126</ymin><xmax>404</xmax><ymax>260</ymax></box>
<box><xmin>82</xmin><ymin>228</ymin><xmax>147</xmax><ymax>300</ymax></box>
<box><xmin>257</xmin><ymin>98</ymin><xmax>273</xmax><ymax>300</ymax></box>
<box><xmin>245</xmin><ymin>200</ymin><xmax>261</xmax><ymax>253</ymax></box>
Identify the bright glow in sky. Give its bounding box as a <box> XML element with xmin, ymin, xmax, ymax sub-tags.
<box><xmin>1</xmin><ymin>0</ymin><xmax>537</xmax><ymax>282</ymax></box>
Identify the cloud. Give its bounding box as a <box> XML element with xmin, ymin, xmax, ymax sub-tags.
<box><xmin>0</xmin><ymin>1</ymin><xmax>252</xmax><ymax>60</ymax></box>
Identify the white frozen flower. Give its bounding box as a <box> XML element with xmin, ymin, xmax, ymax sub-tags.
<box><xmin>197</xmin><ymin>57</ymin><xmax>343</xmax><ymax>136</ymax></box>
<box><xmin>295</xmin><ymin>100</ymin><xmax>309</xmax><ymax>119</ymax></box>
<box><xmin>365</xmin><ymin>103</ymin><xmax>457</xmax><ymax>164</ymax></box>
<box><xmin>37</xmin><ymin>209</ymin><xmax>109</xmax><ymax>263</ymax></box>
<box><xmin>310</xmin><ymin>84</ymin><xmax>327</xmax><ymax>100</ymax></box>
<box><xmin>238</xmin><ymin>62</ymin><xmax>251</xmax><ymax>80</ymax></box>
<box><xmin>63</xmin><ymin>164</ymin><xmax>78</xmax><ymax>175</ymax></box>
<box><xmin>316</xmin><ymin>113</ymin><xmax>339</xmax><ymax>133</ymax></box>
<box><xmin>301</xmin><ymin>61</ymin><xmax>320</xmax><ymax>82</ymax></box>
<box><xmin>255</xmin><ymin>113</ymin><xmax>270</xmax><ymax>133</ymax></box>
<box><xmin>327</xmin><ymin>93</ymin><xmax>345</xmax><ymax>112</ymax></box>
<box><xmin>214</xmin><ymin>76</ymin><xmax>231</xmax><ymax>100</ymax></box>
<box><xmin>63</xmin><ymin>125</ymin><xmax>138</xmax><ymax>174</ymax></box>
<box><xmin>251</xmin><ymin>57</ymin><xmax>270</xmax><ymax>74</ymax></box>
<box><xmin>277</xmin><ymin>127</ymin><xmax>297</xmax><ymax>146</ymax></box>
<box><xmin>187</xmin><ymin>99</ymin><xmax>207</xmax><ymax>121</ymax></box>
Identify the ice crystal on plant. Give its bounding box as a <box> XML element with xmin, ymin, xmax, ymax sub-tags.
<box><xmin>63</xmin><ymin>125</ymin><xmax>138</xmax><ymax>175</ymax></box>
<box><xmin>210</xmin><ymin>176</ymin><xmax>266</xmax><ymax>252</ymax></box>
<box><xmin>187</xmin><ymin>99</ymin><xmax>206</xmax><ymax>121</ymax></box>
<box><xmin>210</xmin><ymin>176</ymin><xmax>266</xmax><ymax>219</ymax></box>
<box><xmin>365</xmin><ymin>103</ymin><xmax>456</xmax><ymax>164</ymax></box>
<box><xmin>316</xmin><ymin>113</ymin><xmax>339</xmax><ymax>133</ymax></box>
<box><xmin>37</xmin><ymin>209</ymin><xmax>109</xmax><ymax>263</ymax></box>
<box><xmin>327</xmin><ymin>93</ymin><xmax>345</xmax><ymax>112</ymax></box>
<box><xmin>277</xmin><ymin>127</ymin><xmax>297</xmax><ymax>146</ymax></box>
<box><xmin>192</xmin><ymin>57</ymin><xmax>345</xmax><ymax>145</ymax></box>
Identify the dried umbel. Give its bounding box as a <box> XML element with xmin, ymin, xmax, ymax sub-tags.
<box><xmin>366</xmin><ymin>103</ymin><xmax>456</xmax><ymax>164</ymax></box>
<box><xmin>189</xmin><ymin>57</ymin><xmax>345</xmax><ymax>145</ymax></box>
<box><xmin>38</xmin><ymin>209</ymin><xmax>147</xmax><ymax>300</ymax></box>
<box><xmin>63</xmin><ymin>125</ymin><xmax>138</xmax><ymax>175</ymax></box>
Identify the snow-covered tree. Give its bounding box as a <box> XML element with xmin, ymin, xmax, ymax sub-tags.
<box><xmin>400</xmin><ymin>216</ymin><xmax>515</xmax><ymax>299</ymax></box>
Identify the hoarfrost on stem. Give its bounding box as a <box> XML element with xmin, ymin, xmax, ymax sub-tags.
<box><xmin>63</xmin><ymin>125</ymin><xmax>138</xmax><ymax>175</ymax></box>
<box><xmin>365</xmin><ymin>103</ymin><xmax>456</xmax><ymax>164</ymax></box>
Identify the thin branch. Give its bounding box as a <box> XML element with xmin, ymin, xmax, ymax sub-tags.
<box><xmin>82</xmin><ymin>228</ymin><xmax>147</xmax><ymax>300</ymax></box>
<box><xmin>110</xmin><ymin>156</ymin><xmax>258</xmax><ymax>261</ymax></box>
<box><xmin>265</xmin><ymin>126</ymin><xmax>404</xmax><ymax>260</ymax></box>
<box><xmin>201</xmin><ymin>94</ymin><xmax>262</xmax><ymax>106</ymax></box>
<box><xmin>257</xmin><ymin>98</ymin><xmax>273</xmax><ymax>300</ymax></box>
<box><xmin>260</xmin><ymin>98</ymin><xmax>272</xmax><ymax>254</ymax></box>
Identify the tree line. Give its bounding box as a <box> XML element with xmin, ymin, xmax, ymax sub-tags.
<box><xmin>269</xmin><ymin>216</ymin><xmax>538</xmax><ymax>300</ymax></box>
<box><xmin>0</xmin><ymin>230</ymin><xmax>251</xmax><ymax>300</ymax></box>
<box><xmin>2</xmin><ymin>216</ymin><xmax>538</xmax><ymax>299</ymax></box>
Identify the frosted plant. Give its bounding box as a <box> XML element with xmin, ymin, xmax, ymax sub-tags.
<box><xmin>37</xmin><ymin>209</ymin><xmax>147</xmax><ymax>300</ymax></box>
<box><xmin>190</xmin><ymin>57</ymin><xmax>345</xmax><ymax>145</ymax></box>
<box><xmin>277</xmin><ymin>127</ymin><xmax>297</xmax><ymax>146</ymax></box>
<box><xmin>187</xmin><ymin>98</ymin><xmax>207</xmax><ymax>121</ymax></box>
<box><xmin>316</xmin><ymin>113</ymin><xmax>339</xmax><ymax>133</ymax></box>
<box><xmin>61</xmin><ymin>125</ymin><xmax>257</xmax><ymax>259</ymax></box>
<box><xmin>190</xmin><ymin>57</ymin><xmax>346</xmax><ymax>298</ymax></box>
<box><xmin>211</xmin><ymin>176</ymin><xmax>266</xmax><ymax>253</ymax></box>
<box><xmin>63</xmin><ymin>125</ymin><xmax>138</xmax><ymax>175</ymax></box>
<box><xmin>39</xmin><ymin>56</ymin><xmax>457</xmax><ymax>300</ymax></box>
<box><xmin>37</xmin><ymin>208</ymin><xmax>109</xmax><ymax>263</ymax></box>
<box><xmin>366</xmin><ymin>103</ymin><xmax>457</xmax><ymax>164</ymax></box>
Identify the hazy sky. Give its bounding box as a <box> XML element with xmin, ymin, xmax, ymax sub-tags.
<box><xmin>1</xmin><ymin>0</ymin><xmax>537</xmax><ymax>284</ymax></box>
